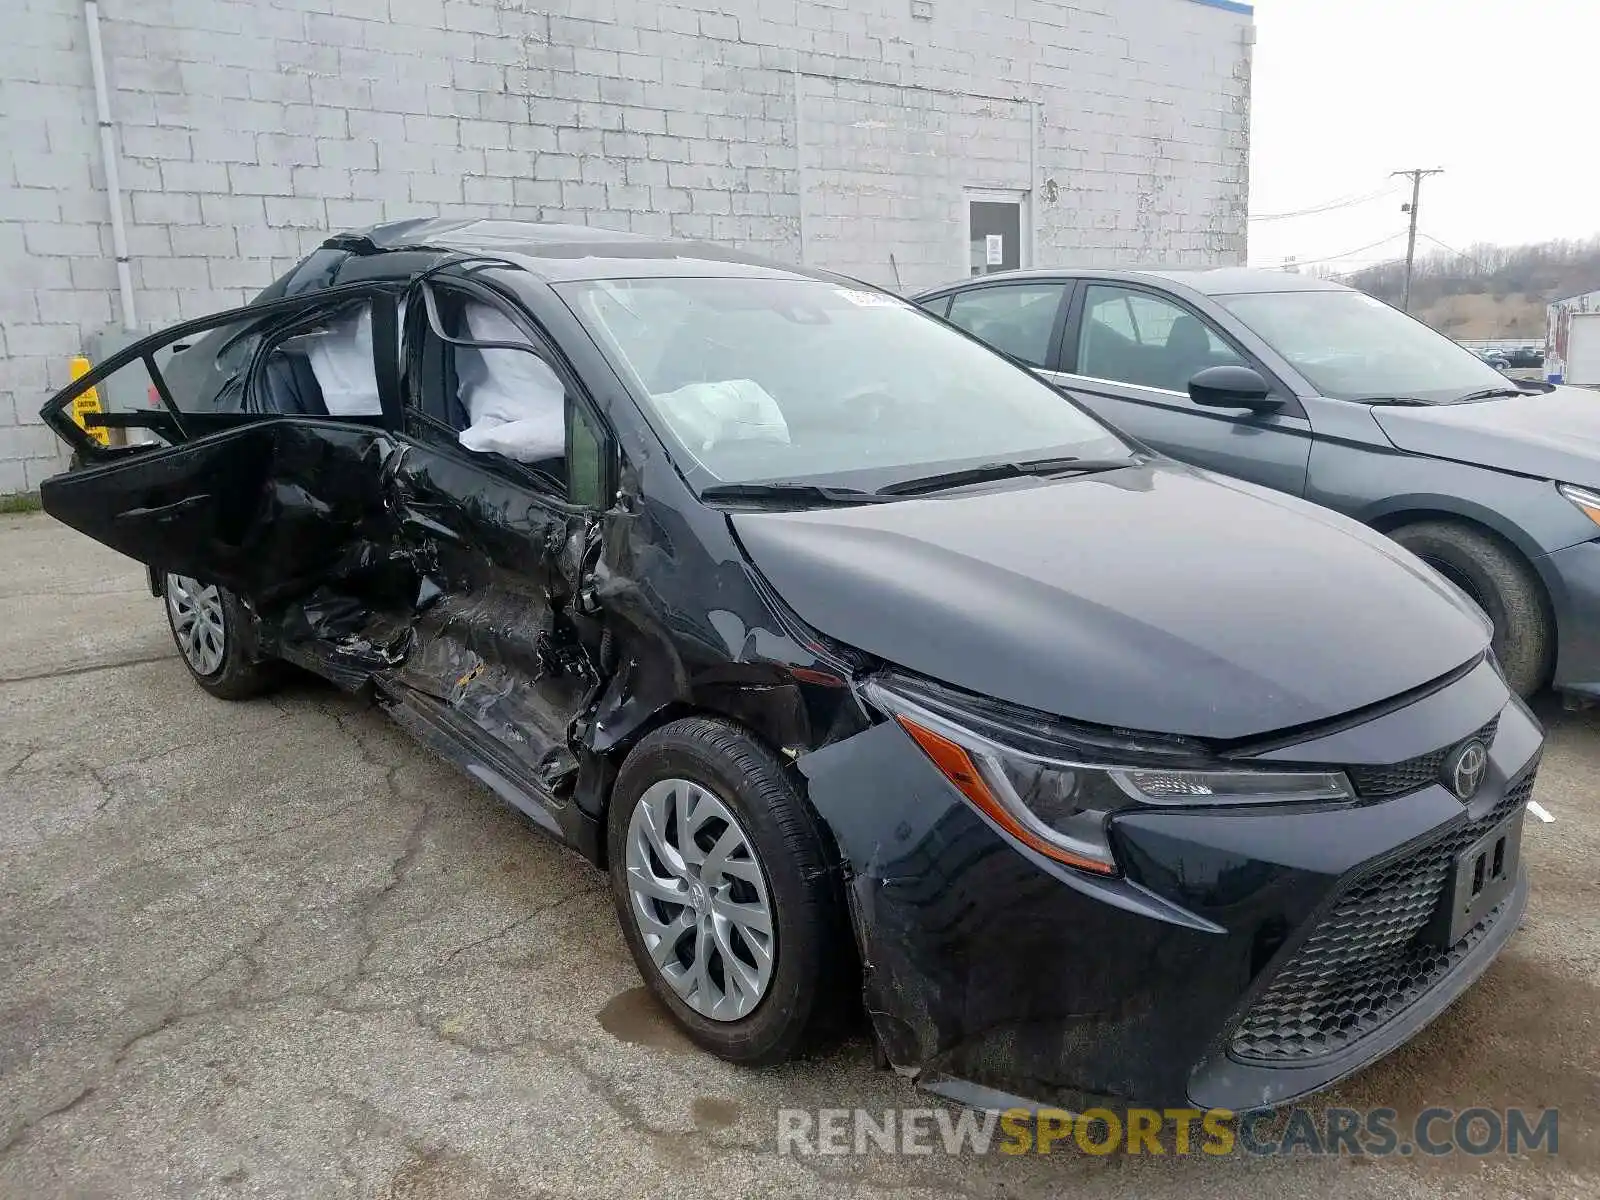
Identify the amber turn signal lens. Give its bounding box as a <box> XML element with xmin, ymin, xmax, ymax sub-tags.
<box><xmin>1560</xmin><ymin>483</ymin><xmax>1600</xmax><ymax>527</ymax></box>
<box><xmin>895</xmin><ymin>715</ymin><xmax>1116</xmax><ymax>875</ymax></box>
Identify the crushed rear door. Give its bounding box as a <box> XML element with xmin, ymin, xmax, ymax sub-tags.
<box><xmin>41</xmin><ymin>421</ymin><xmax>397</xmax><ymax>599</ymax></box>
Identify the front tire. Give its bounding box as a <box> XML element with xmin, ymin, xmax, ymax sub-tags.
<box><xmin>1389</xmin><ymin>522</ymin><xmax>1553</xmax><ymax>697</ymax></box>
<box><xmin>606</xmin><ymin>717</ymin><xmax>850</xmax><ymax>1065</ymax></box>
<box><xmin>163</xmin><ymin>573</ymin><xmax>279</xmax><ymax>701</ymax></box>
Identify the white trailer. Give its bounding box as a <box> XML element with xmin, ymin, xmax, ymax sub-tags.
<box><xmin>1547</xmin><ymin>288</ymin><xmax>1600</xmax><ymax>387</ymax></box>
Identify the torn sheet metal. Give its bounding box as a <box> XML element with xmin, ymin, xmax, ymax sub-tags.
<box><xmin>580</xmin><ymin>479</ymin><xmax>865</xmax><ymax>765</ymax></box>
<box><xmin>392</xmin><ymin>578</ymin><xmax>591</xmax><ymax>791</ymax></box>
<box><xmin>280</xmin><ymin>587</ymin><xmax>414</xmax><ymax>670</ymax></box>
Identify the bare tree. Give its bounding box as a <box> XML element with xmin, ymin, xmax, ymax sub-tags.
<box><xmin>1338</xmin><ymin>235</ymin><xmax>1600</xmax><ymax>311</ymax></box>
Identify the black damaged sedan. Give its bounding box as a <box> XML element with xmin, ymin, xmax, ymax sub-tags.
<box><xmin>40</xmin><ymin>221</ymin><xmax>1540</xmax><ymax>1111</ymax></box>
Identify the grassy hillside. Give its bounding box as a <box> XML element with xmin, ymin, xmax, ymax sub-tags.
<box><xmin>1412</xmin><ymin>292</ymin><xmax>1548</xmax><ymax>339</ymax></box>
<box><xmin>1329</xmin><ymin>237</ymin><xmax>1600</xmax><ymax>339</ymax></box>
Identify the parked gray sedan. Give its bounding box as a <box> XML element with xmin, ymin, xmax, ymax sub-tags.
<box><xmin>914</xmin><ymin>268</ymin><xmax>1600</xmax><ymax>699</ymax></box>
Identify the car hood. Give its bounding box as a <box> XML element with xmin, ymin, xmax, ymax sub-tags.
<box><xmin>731</xmin><ymin>464</ymin><xmax>1491</xmax><ymax>741</ymax></box>
<box><xmin>1372</xmin><ymin>385</ymin><xmax>1600</xmax><ymax>485</ymax></box>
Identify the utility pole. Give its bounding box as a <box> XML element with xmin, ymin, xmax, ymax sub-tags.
<box><xmin>1392</xmin><ymin>168</ymin><xmax>1444</xmax><ymax>312</ymax></box>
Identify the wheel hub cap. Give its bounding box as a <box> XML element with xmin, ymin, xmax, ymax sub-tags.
<box><xmin>624</xmin><ymin>777</ymin><xmax>776</xmax><ymax>1021</ymax></box>
<box><xmin>166</xmin><ymin>574</ymin><xmax>226</xmax><ymax>677</ymax></box>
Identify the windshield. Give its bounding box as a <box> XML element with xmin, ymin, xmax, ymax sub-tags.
<box><xmin>558</xmin><ymin>276</ymin><xmax>1130</xmax><ymax>487</ymax></box>
<box><xmin>1217</xmin><ymin>289</ymin><xmax>1511</xmax><ymax>403</ymax></box>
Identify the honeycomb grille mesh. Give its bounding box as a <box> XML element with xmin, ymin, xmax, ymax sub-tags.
<box><xmin>1229</xmin><ymin>768</ymin><xmax>1534</xmax><ymax>1063</ymax></box>
<box><xmin>1347</xmin><ymin>717</ymin><xmax>1499</xmax><ymax>800</ymax></box>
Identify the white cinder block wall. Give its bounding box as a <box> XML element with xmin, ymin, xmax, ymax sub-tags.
<box><xmin>0</xmin><ymin>0</ymin><xmax>1253</xmax><ymax>492</ymax></box>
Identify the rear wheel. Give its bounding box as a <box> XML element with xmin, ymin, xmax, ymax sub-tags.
<box><xmin>163</xmin><ymin>573</ymin><xmax>279</xmax><ymax>701</ymax></box>
<box><xmin>606</xmin><ymin>717</ymin><xmax>850</xmax><ymax>1064</ymax></box>
<box><xmin>1389</xmin><ymin>522</ymin><xmax>1553</xmax><ymax>698</ymax></box>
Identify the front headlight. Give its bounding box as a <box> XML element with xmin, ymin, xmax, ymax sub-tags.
<box><xmin>1558</xmin><ymin>482</ymin><xmax>1600</xmax><ymax>529</ymax></box>
<box><xmin>865</xmin><ymin>678</ymin><xmax>1353</xmax><ymax>876</ymax></box>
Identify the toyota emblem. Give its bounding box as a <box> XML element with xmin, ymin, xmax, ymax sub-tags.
<box><xmin>1444</xmin><ymin>738</ymin><xmax>1489</xmax><ymax>801</ymax></box>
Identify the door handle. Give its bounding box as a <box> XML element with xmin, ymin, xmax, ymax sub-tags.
<box><xmin>114</xmin><ymin>494</ymin><xmax>213</xmax><ymax>524</ymax></box>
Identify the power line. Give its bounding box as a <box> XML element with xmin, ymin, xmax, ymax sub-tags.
<box><xmin>1249</xmin><ymin>185</ymin><xmax>1400</xmax><ymax>223</ymax></box>
<box><xmin>1250</xmin><ymin>186</ymin><xmax>1396</xmax><ymax>222</ymax></box>
<box><xmin>1418</xmin><ymin>232</ymin><xmax>1493</xmax><ymax>274</ymax></box>
<box><xmin>1286</xmin><ymin>231</ymin><xmax>1410</xmax><ymax>269</ymax></box>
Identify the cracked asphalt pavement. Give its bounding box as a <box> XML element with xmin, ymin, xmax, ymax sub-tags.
<box><xmin>2</xmin><ymin>511</ymin><xmax>1597</xmax><ymax>1199</ymax></box>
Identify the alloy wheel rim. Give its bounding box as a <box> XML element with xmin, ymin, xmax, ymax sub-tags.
<box><xmin>166</xmin><ymin>574</ymin><xmax>226</xmax><ymax>677</ymax></box>
<box><xmin>624</xmin><ymin>777</ymin><xmax>776</xmax><ymax>1021</ymax></box>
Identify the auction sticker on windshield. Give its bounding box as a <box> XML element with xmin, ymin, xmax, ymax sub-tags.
<box><xmin>835</xmin><ymin>288</ymin><xmax>909</xmax><ymax>308</ymax></box>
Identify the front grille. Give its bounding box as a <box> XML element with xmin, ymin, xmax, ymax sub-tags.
<box><xmin>1229</xmin><ymin>767</ymin><xmax>1534</xmax><ymax>1063</ymax></box>
<box><xmin>1347</xmin><ymin>717</ymin><xmax>1499</xmax><ymax>799</ymax></box>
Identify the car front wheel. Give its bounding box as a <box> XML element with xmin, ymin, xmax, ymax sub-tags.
<box><xmin>1390</xmin><ymin>522</ymin><xmax>1553</xmax><ymax>698</ymax></box>
<box><xmin>163</xmin><ymin>573</ymin><xmax>279</xmax><ymax>701</ymax></box>
<box><xmin>606</xmin><ymin>716</ymin><xmax>850</xmax><ymax>1065</ymax></box>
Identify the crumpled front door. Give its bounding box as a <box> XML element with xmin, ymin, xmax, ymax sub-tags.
<box><xmin>380</xmin><ymin>437</ymin><xmax>603</xmax><ymax>792</ymax></box>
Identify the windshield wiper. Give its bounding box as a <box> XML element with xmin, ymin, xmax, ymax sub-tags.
<box><xmin>1456</xmin><ymin>386</ymin><xmax>1533</xmax><ymax>403</ymax></box>
<box><xmin>1359</xmin><ymin>397</ymin><xmax>1433</xmax><ymax>407</ymax></box>
<box><xmin>699</xmin><ymin>481</ymin><xmax>892</xmax><ymax>507</ymax></box>
<box><xmin>875</xmin><ymin>456</ymin><xmax>1138</xmax><ymax>497</ymax></box>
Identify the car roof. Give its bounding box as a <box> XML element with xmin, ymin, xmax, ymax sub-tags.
<box><xmin>916</xmin><ymin>266</ymin><xmax>1353</xmax><ymax>299</ymax></box>
<box><xmin>325</xmin><ymin>218</ymin><xmax>837</xmax><ymax>285</ymax></box>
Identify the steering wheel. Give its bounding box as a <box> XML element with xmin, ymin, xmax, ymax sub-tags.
<box><xmin>839</xmin><ymin>384</ymin><xmax>904</xmax><ymax>427</ymax></box>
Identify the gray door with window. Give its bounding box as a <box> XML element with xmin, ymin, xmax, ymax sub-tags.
<box><xmin>1048</xmin><ymin>284</ymin><xmax>1313</xmax><ymax>496</ymax></box>
<box><xmin>968</xmin><ymin>201</ymin><xmax>1022</xmax><ymax>277</ymax></box>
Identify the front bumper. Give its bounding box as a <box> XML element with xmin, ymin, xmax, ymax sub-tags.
<box><xmin>798</xmin><ymin>666</ymin><xmax>1542</xmax><ymax>1111</ymax></box>
<box><xmin>1541</xmin><ymin>538</ymin><xmax>1600</xmax><ymax>699</ymax></box>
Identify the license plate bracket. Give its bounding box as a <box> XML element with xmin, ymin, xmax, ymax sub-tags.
<box><xmin>1428</xmin><ymin>811</ymin><xmax>1524</xmax><ymax>948</ymax></box>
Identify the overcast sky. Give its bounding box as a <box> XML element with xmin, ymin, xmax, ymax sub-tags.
<box><xmin>1246</xmin><ymin>0</ymin><xmax>1599</xmax><ymax>270</ymax></box>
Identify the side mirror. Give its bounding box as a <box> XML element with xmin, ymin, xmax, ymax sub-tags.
<box><xmin>1189</xmin><ymin>365</ymin><xmax>1282</xmax><ymax>413</ymax></box>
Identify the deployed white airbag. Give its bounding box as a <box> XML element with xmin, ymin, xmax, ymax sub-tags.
<box><xmin>298</xmin><ymin>306</ymin><xmax>386</xmax><ymax>416</ymax></box>
<box><xmin>650</xmin><ymin>379</ymin><xmax>789</xmax><ymax>452</ymax></box>
<box><xmin>457</xmin><ymin>304</ymin><xmax>567</xmax><ymax>463</ymax></box>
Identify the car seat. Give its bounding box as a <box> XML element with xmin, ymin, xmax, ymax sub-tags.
<box><xmin>247</xmin><ymin>349</ymin><xmax>328</xmax><ymax>416</ymax></box>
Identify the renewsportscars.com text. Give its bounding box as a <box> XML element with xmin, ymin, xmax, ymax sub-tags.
<box><xmin>776</xmin><ymin>1106</ymin><xmax>1559</xmax><ymax>1158</ymax></box>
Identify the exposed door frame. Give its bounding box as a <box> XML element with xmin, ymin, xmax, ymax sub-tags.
<box><xmin>961</xmin><ymin>188</ymin><xmax>1031</xmax><ymax>279</ymax></box>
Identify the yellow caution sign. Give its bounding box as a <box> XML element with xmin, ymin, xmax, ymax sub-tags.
<box><xmin>68</xmin><ymin>356</ymin><xmax>111</xmax><ymax>446</ymax></box>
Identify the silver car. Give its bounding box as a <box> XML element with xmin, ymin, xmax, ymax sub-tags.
<box><xmin>916</xmin><ymin>268</ymin><xmax>1600</xmax><ymax>700</ymax></box>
